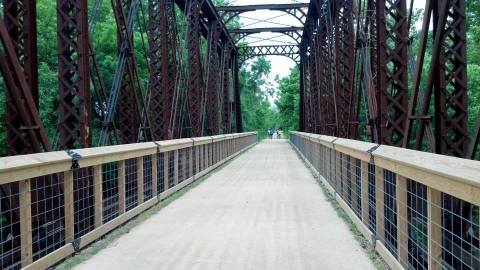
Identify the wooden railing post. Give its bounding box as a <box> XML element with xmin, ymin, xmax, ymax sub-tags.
<box><xmin>64</xmin><ymin>171</ymin><xmax>75</xmax><ymax>243</ymax></box>
<box><xmin>94</xmin><ymin>165</ymin><xmax>103</xmax><ymax>228</ymax></box>
<box><xmin>118</xmin><ymin>160</ymin><xmax>126</xmax><ymax>214</ymax></box>
<box><xmin>195</xmin><ymin>146</ymin><xmax>200</xmax><ymax>174</ymax></box>
<box><xmin>164</xmin><ymin>152</ymin><xmax>170</xmax><ymax>190</ymax></box>
<box><xmin>137</xmin><ymin>157</ymin><xmax>144</xmax><ymax>204</ymax></box>
<box><xmin>428</xmin><ymin>187</ymin><xmax>442</xmax><ymax>270</ymax></box>
<box><xmin>182</xmin><ymin>149</ymin><xmax>187</xmax><ymax>181</ymax></box>
<box><xmin>361</xmin><ymin>161</ymin><xmax>369</xmax><ymax>225</ymax></box>
<box><xmin>375</xmin><ymin>167</ymin><xmax>385</xmax><ymax>243</ymax></box>
<box><xmin>19</xmin><ymin>179</ymin><xmax>33</xmax><ymax>266</ymax></box>
<box><xmin>189</xmin><ymin>147</ymin><xmax>193</xmax><ymax>178</ymax></box>
<box><xmin>174</xmin><ymin>150</ymin><xmax>179</xmax><ymax>186</ymax></box>
<box><xmin>152</xmin><ymin>154</ymin><xmax>158</xmax><ymax>196</ymax></box>
<box><xmin>397</xmin><ymin>175</ymin><xmax>408</xmax><ymax>266</ymax></box>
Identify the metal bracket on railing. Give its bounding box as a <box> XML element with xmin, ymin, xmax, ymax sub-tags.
<box><xmin>72</xmin><ymin>238</ymin><xmax>81</xmax><ymax>252</ymax></box>
<box><xmin>371</xmin><ymin>233</ymin><xmax>377</xmax><ymax>248</ymax></box>
<box><xmin>366</xmin><ymin>144</ymin><xmax>381</xmax><ymax>164</ymax></box>
<box><xmin>66</xmin><ymin>150</ymin><xmax>82</xmax><ymax>169</ymax></box>
<box><xmin>153</xmin><ymin>142</ymin><xmax>161</xmax><ymax>153</ymax></box>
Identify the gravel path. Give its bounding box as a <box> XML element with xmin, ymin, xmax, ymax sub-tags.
<box><xmin>74</xmin><ymin>140</ymin><xmax>374</xmax><ymax>270</ymax></box>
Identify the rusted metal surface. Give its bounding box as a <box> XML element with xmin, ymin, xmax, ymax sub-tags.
<box><xmin>57</xmin><ymin>0</ymin><xmax>92</xmax><ymax>149</ymax></box>
<box><xmin>205</xmin><ymin>21</ymin><xmax>222</xmax><ymax>136</ymax></box>
<box><xmin>148</xmin><ymin>0</ymin><xmax>178</xmax><ymax>140</ymax></box>
<box><xmin>186</xmin><ymin>0</ymin><xmax>203</xmax><ymax>137</ymax></box>
<box><xmin>3</xmin><ymin>0</ymin><xmax>42</xmax><ymax>155</ymax></box>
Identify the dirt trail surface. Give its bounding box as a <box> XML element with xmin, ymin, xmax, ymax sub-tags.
<box><xmin>74</xmin><ymin>140</ymin><xmax>374</xmax><ymax>270</ymax></box>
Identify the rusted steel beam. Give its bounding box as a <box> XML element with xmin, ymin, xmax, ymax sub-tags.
<box><xmin>0</xmin><ymin>17</ymin><xmax>51</xmax><ymax>153</ymax></box>
<box><xmin>57</xmin><ymin>0</ymin><xmax>91</xmax><ymax>149</ymax></box>
<box><xmin>237</xmin><ymin>45</ymin><xmax>300</xmax><ymax>65</ymax></box>
<box><xmin>186</xmin><ymin>0</ymin><xmax>203</xmax><ymax>137</ymax></box>
<box><xmin>376</xmin><ymin>0</ymin><xmax>409</xmax><ymax>146</ymax></box>
<box><xmin>233</xmin><ymin>53</ymin><xmax>243</xmax><ymax>133</ymax></box>
<box><xmin>205</xmin><ymin>21</ymin><xmax>222</xmax><ymax>136</ymax></box>
<box><xmin>148</xmin><ymin>0</ymin><xmax>178</xmax><ymax>140</ymax></box>
<box><xmin>3</xmin><ymin>0</ymin><xmax>41</xmax><ymax>155</ymax></box>
<box><xmin>410</xmin><ymin>0</ymin><xmax>468</xmax><ymax>157</ymax></box>
<box><xmin>334</xmin><ymin>0</ymin><xmax>356</xmax><ymax>139</ymax></box>
<box><xmin>221</xmin><ymin>42</ymin><xmax>234</xmax><ymax>134</ymax></box>
<box><xmin>217</xmin><ymin>3</ymin><xmax>308</xmax><ymax>25</ymax></box>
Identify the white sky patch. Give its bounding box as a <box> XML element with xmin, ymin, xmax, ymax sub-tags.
<box><xmin>231</xmin><ymin>0</ymin><xmax>427</xmax><ymax>105</ymax></box>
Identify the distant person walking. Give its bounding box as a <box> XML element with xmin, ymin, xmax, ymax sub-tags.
<box><xmin>268</xmin><ymin>128</ymin><xmax>273</xmax><ymax>139</ymax></box>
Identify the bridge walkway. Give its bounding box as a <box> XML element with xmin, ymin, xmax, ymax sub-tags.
<box><xmin>73</xmin><ymin>140</ymin><xmax>373</xmax><ymax>270</ymax></box>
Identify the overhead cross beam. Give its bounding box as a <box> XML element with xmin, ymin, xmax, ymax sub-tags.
<box><xmin>230</xmin><ymin>27</ymin><xmax>303</xmax><ymax>44</ymax></box>
<box><xmin>217</xmin><ymin>3</ymin><xmax>309</xmax><ymax>25</ymax></box>
<box><xmin>237</xmin><ymin>45</ymin><xmax>300</xmax><ymax>65</ymax></box>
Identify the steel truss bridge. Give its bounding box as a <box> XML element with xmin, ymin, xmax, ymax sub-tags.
<box><xmin>0</xmin><ymin>1</ymin><xmax>479</xmax><ymax>270</ymax></box>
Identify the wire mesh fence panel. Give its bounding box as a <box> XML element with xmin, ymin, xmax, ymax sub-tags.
<box><xmin>353</xmin><ymin>158</ymin><xmax>362</xmax><ymax>219</ymax></box>
<box><xmin>102</xmin><ymin>162</ymin><xmax>119</xmax><ymax>223</ymax></box>
<box><xmin>30</xmin><ymin>174</ymin><xmax>65</xmax><ymax>261</ymax></box>
<box><xmin>439</xmin><ymin>194</ymin><xmax>480</xmax><ymax>270</ymax></box>
<box><xmin>383</xmin><ymin>169</ymin><xmax>398</xmax><ymax>257</ymax></box>
<box><xmin>72</xmin><ymin>167</ymin><xmax>94</xmax><ymax>238</ymax></box>
<box><xmin>143</xmin><ymin>156</ymin><xmax>153</xmax><ymax>201</ymax></box>
<box><xmin>368</xmin><ymin>163</ymin><xmax>376</xmax><ymax>234</ymax></box>
<box><xmin>404</xmin><ymin>179</ymin><xmax>428</xmax><ymax>270</ymax></box>
<box><xmin>125</xmin><ymin>159</ymin><xmax>138</xmax><ymax>212</ymax></box>
<box><xmin>0</xmin><ymin>183</ymin><xmax>21</xmax><ymax>270</ymax></box>
<box><xmin>157</xmin><ymin>153</ymin><xmax>164</xmax><ymax>193</ymax></box>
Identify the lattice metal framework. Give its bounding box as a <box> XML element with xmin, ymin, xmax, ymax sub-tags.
<box><xmin>148</xmin><ymin>0</ymin><xmax>178</xmax><ymax>140</ymax></box>
<box><xmin>57</xmin><ymin>0</ymin><xmax>91</xmax><ymax>149</ymax></box>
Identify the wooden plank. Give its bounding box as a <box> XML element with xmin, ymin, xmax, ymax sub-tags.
<box><xmin>428</xmin><ymin>187</ymin><xmax>442</xmax><ymax>270</ymax></box>
<box><xmin>93</xmin><ymin>165</ymin><xmax>103</xmax><ymax>228</ymax></box>
<box><xmin>151</xmin><ymin>154</ymin><xmax>158</xmax><ymax>196</ymax></box>
<box><xmin>174</xmin><ymin>150</ymin><xmax>179</xmax><ymax>186</ymax></box>
<box><xmin>375</xmin><ymin>167</ymin><xmax>385</xmax><ymax>243</ymax></box>
<box><xmin>164</xmin><ymin>152</ymin><xmax>169</xmax><ymax>190</ymax></box>
<box><xmin>118</xmin><ymin>160</ymin><xmax>126</xmax><ymax>214</ymax></box>
<box><xmin>361</xmin><ymin>161</ymin><xmax>370</xmax><ymax>226</ymax></box>
<box><xmin>396</xmin><ymin>175</ymin><xmax>408</xmax><ymax>267</ymax></box>
<box><xmin>376</xmin><ymin>240</ymin><xmax>406</xmax><ymax>270</ymax></box>
<box><xmin>19</xmin><ymin>179</ymin><xmax>33</xmax><ymax>266</ymax></box>
<box><xmin>350</xmin><ymin>157</ymin><xmax>357</xmax><ymax>214</ymax></box>
<box><xmin>64</xmin><ymin>170</ymin><xmax>74</xmax><ymax>243</ymax></box>
<box><xmin>375</xmin><ymin>156</ymin><xmax>480</xmax><ymax>206</ymax></box>
<box><xmin>137</xmin><ymin>157</ymin><xmax>144</xmax><ymax>204</ymax></box>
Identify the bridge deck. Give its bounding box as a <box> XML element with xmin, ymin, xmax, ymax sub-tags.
<box><xmin>73</xmin><ymin>140</ymin><xmax>373</xmax><ymax>270</ymax></box>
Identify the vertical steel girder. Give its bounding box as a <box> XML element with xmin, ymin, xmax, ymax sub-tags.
<box><xmin>57</xmin><ymin>0</ymin><xmax>91</xmax><ymax>149</ymax></box>
<box><xmin>148</xmin><ymin>0</ymin><xmax>178</xmax><ymax>140</ymax></box>
<box><xmin>233</xmin><ymin>53</ymin><xmax>243</xmax><ymax>133</ymax></box>
<box><xmin>115</xmin><ymin>0</ymin><xmax>138</xmax><ymax>144</ymax></box>
<box><xmin>299</xmin><ymin>50</ymin><xmax>306</xmax><ymax>132</ymax></box>
<box><xmin>429</xmin><ymin>0</ymin><xmax>467</xmax><ymax>157</ymax></box>
<box><xmin>334</xmin><ymin>0</ymin><xmax>356</xmax><ymax>139</ymax></box>
<box><xmin>205</xmin><ymin>21</ymin><xmax>222</xmax><ymax>136</ymax></box>
<box><xmin>186</xmin><ymin>0</ymin><xmax>203</xmax><ymax>137</ymax></box>
<box><xmin>0</xmin><ymin>15</ymin><xmax>51</xmax><ymax>154</ymax></box>
<box><xmin>2</xmin><ymin>0</ymin><xmax>45</xmax><ymax>155</ymax></box>
<box><xmin>308</xmin><ymin>39</ymin><xmax>319</xmax><ymax>134</ymax></box>
<box><xmin>374</xmin><ymin>0</ymin><xmax>409</xmax><ymax>146</ymax></box>
<box><xmin>221</xmin><ymin>43</ymin><xmax>233</xmax><ymax>134</ymax></box>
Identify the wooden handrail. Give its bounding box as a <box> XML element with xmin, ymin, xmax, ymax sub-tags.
<box><xmin>290</xmin><ymin>131</ymin><xmax>480</xmax><ymax>270</ymax></box>
<box><xmin>0</xmin><ymin>132</ymin><xmax>257</xmax><ymax>270</ymax></box>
